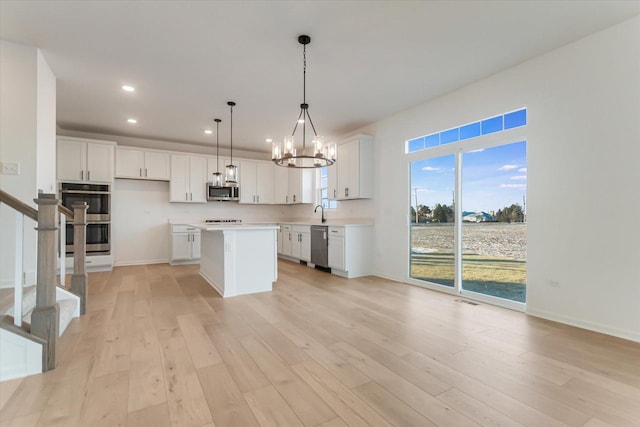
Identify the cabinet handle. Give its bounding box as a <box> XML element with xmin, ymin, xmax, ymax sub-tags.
<box><xmin>187</xmin><ymin>228</ymin><xmax>196</xmax><ymax>230</ymax></box>
<box><xmin>257</xmin><ymin>195</ymin><xmax>259</xmax><ymax>203</ymax></box>
<box><xmin>345</xmin><ymin>188</ymin><xmax>349</xmax><ymax>197</ymax></box>
<box><xmin>145</xmin><ymin>168</ymin><xmax>148</xmax><ymax>177</ymax></box>
<box><xmin>186</xmin><ymin>192</ymin><xmax>188</xmax><ymax>200</ymax></box>
<box><xmin>81</xmin><ymin>170</ymin><xmax>84</xmax><ymax>180</ymax></box>
<box><xmin>140</xmin><ymin>168</ymin><xmax>142</xmax><ymax>177</ymax></box>
<box><xmin>190</xmin><ymin>192</ymin><xmax>193</xmax><ymax>201</ymax></box>
<box><xmin>289</xmin><ymin>233</ymin><xmax>291</xmax><ymax>241</ymax></box>
<box><xmin>293</xmin><ymin>195</ymin><xmax>296</xmax><ymax>202</ymax></box>
<box><xmin>253</xmin><ymin>195</ymin><xmax>256</xmax><ymax>203</ymax></box>
<box><xmin>286</xmin><ymin>195</ymin><xmax>288</xmax><ymax>203</ymax></box>
<box><xmin>333</xmin><ymin>189</ymin><xmax>336</xmax><ymax>198</ymax></box>
<box><xmin>88</xmin><ymin>170</ymin><xmax>90</xmax><ymax>181</ymax></box>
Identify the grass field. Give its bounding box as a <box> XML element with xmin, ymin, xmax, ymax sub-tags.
<box><xmin>410</xmin><ymin>223</ymin><xmax>526</xmax><ymax>302</ymax></box>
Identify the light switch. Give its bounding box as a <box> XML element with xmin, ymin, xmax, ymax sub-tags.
<box><xmin>1</xmin><ymin>162</ymin><xmax>20</xmax><ymax>175</ymax></box>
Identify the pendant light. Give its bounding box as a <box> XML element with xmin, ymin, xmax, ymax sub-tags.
<box><xmin>272</xmin><ymin>34</ymin><xmax>336</xmax><ymax>168</ymax></box>
<box><xmin>212</xmin><ymin>118</ymin><xmax>223</xmax><ymax>187</ymax></box>
<box><xmin>225</xmin><ymin>101</ymin><xmax>238</xmax><ymax>186</ymax></box>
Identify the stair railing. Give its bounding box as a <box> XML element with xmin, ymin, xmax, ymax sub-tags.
<box><xmin>0</xmin><ymin>190</ymin><xmax>37</xmax><ymax>328</ymax></box>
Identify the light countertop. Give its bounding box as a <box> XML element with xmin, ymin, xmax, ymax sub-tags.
<box><xmin>188</xmin><ymin>223</ymin><xmax>280</xmax><ymax>231</ymax></box>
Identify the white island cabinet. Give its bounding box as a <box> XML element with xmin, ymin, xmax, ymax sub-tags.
<box><xmin>191</xmin><ymin>223</ymin><xmax>279</xmax><ymax>297</ymax></box>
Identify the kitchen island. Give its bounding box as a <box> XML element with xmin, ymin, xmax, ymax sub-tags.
<box><xmin>189</xmin><ymin>223</ymin><xmax>279</xmax><ymax>297</ymax></box>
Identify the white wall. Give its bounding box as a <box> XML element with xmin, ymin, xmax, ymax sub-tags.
<box><xmin>36</xmin><ymin>50</ymin><xmax>57</xmax><ymax>194</ymax></box>
<box><xmin>0</xmin><ymin>41</ymin><xmax>55</xmax><ymax>287</ymax></box>
<box><xmin>355</xmin><ymin>17</ymin><xmax>639</xmax><ymax>341</ymax></box>
<box><xmin>112</xmin><ymin>179</ymin><xmax>293</xmax><ymax>265</ymax></box>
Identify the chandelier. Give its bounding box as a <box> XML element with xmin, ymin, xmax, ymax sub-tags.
<box><xmin>272</xmin><ymin>35</ymin><xmax>336</xmax><ymax>168</ymax></box>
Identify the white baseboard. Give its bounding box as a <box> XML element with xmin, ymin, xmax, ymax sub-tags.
<box><xmin>527</xmin><ymin>307</ymin><xmax>640</xmax><ymax>343</ymax></box>
<box><xmin>114</xmin><ymin>258</ymin><xmax>168</xmax><ymax>267</ymax></box>
<box><xmin>372</xmin><ymin>272</ymin><xmax>404</xmax><ymax>283</ymax></box>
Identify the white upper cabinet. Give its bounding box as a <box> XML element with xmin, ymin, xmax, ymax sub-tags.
<box><xmin>273</xmin><ymin>166</ymin><xmax>289</xmax><ymax>204</ymax></box>
<box><xmin>287</xmin><ymin>168</ymin><xmax>313</xmax><ymax>204</ymax></box>
<box><xmin>115</xmin><ymin>148</ymin><xmax>170</xmax><ymax>180</ymax></box>
<box><xmin>170</xmin><ymin>154</ymin><xmax>207</xmax><ymax>203</ymax></box>
<box><xmin>239</xmin><ymin>160</ymin><xmax>274</xmax><ymax>204</ymax></box>
<box><xmin>329</xmin><ymin>134</ymin><xmax>373</xmax><ymax>200</ymax></box>
<box><xmin>57</xmin><ymin>137</ymin><xmax>115</xmax><ymax>183</ymax></box>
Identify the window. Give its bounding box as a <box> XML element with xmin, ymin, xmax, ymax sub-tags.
<box><xmin>406</xmin><ymin>108</ymin><xmax>527</xmax><ymax>153</ymax></box>
<box><xmin>319</xmin><ymin>167</ymin><xmax>337</xmax><ymax>209</ymax></box>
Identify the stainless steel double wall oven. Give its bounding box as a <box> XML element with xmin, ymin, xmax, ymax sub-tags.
<box><xmin>59</xmin><ymin>182</ymin><xmax>111</xmax><ymax>255</ymax></box>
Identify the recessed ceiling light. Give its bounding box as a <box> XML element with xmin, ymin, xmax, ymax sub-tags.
<box><xmin>127</xmin><ymin>118</ymin><xmax>137</xmax><ymax>124</ymax></box>
<box><xmin>265</xmin><ymin>138</ymin><xmax>273</xmax><ymax>143</ymax></box>
<box><xmin>122</xmin><ymin>85</ymin><xmax>135</xmax><ymax>92</ymax></box>
<box><xmin>204</xmin><ymin>129</ymin><xmax>213</xmax><ymax>134</ymax></box>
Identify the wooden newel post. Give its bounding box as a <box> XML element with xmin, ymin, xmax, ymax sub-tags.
<box><xmin>31</xmin><ymin>193</ymin><xmax>59</xmax><ymax>371</ymax></box>
<box><xmin>70</xmin><ymin>202</ymin><xmax>88</xmax><ymax>314</ymax></box>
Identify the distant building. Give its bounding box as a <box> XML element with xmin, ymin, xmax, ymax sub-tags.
<box><xmin>462</xmin><ymin>211</ymin><xmax>496</xmax><ymax>222</ymax></box>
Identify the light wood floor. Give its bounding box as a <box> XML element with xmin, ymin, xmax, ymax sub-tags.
<box><xmin>1</xmin><ymin>261</ymin><xmax>639</xmax><ymax>427</ymax></box>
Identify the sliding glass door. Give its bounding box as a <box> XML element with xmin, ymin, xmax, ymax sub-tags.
<box><xmin>461</xmin><ymin>141</ymin><xmax>527</xmax><ymax>302</ymax></box>
<box><xmin>409</xmin><ymin>141</ymin><xmax>527</xmax><ymax>305</ymax></box>
<box><xmin>409</xmin><ymin>155</ymin><xmax>455</xmax><ymax>287</ymax></box>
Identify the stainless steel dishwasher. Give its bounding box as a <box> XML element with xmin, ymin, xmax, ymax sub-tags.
<box><xmin>310</xmin><ymin>225</ymin><xmax>329</xmax><ymax>268</ymax></box>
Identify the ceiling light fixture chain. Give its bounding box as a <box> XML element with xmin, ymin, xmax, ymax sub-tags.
<box><xmin>272</xmin><ymin>34</ymin><xmax>336</xmax><ymax>168</ymax></box>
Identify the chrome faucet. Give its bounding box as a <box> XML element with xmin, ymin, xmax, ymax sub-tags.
<box><xmin>314</xmin><ymin>204</ymin><xmax>326</xmax><ymax>223</ymax></box>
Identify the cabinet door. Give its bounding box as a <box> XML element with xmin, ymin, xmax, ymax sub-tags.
<box><xmin>144</xmin><ymin>151</ymin><xmax>170</xmax><ymax>180</ymax></box>
<box><xmin>239</xmin><ymin>161</ymin><xmax>257</xmax><ymax>204</ymax></box>
<box><xmin>170</xmin><ymin>154</ymin><xmax>190</xmax><ymax>202</ymax></box>
<box><xmin>256</xmin><ymin>163</ymin><xmax>274</xmax><ymax>204</ymax></box>
<box><xmin>291</xmin><ymin>232</ymin><xmax>302</xmax><ymax>259</ymax></box>
<box><xmin>273</xmin><ymin>166</ymin><xmax>289</xmax><ymax>204</ymax></box>
<box><xmin>327</xmin><ymin>164</ymin><xmax>338</xmax><ymax>200</ymax></box>
<box><xmin>189</xmin><ymin>156</ymin><xmax>207</xmax><ymax>202</ymax></box>
<box><xmin>115</xmin><ymin>148</ymin><xmax>144</xmax><ymax>178</ymax></box>
<box><xmin>300</xmin><ymin>232</ymin><xmax>311</xmax><ymax>262</ymax></box>
<box><xmin>328</xmin><ymin>236</ymin><xmax>345</xmax><ymax>270</ymax></box>
<box><xmin>282</xmin><ymin>230</ymin><xmax>293</xmax><ymax>256</ymax></box>
<box><xmin>191</xmin><ymin>232</ymin><xmax>201</xmax><ymax>259</ymax></box>
<box><xmin>86</xmin><ymin>143</ymin><xmax>114</xmax><ymax>182</ymax></box>
<box><xmin>171</xmin><ymin>233</ymin><xmax>191</xmax><ymax>260</ymax></box>
<box><xmin>288</xmin><ymin>169</ymin><xmax>302</xmax><ymax>204</ymax></box>
<box><xmin>337</xmin><ymin>141</ymin><xmax>358</xmax><ymax>199</ymax></box>
<box><xmin>57</xmin><ymin>139</ymin><xmax>86</xmax><ymax>181</ymax></box>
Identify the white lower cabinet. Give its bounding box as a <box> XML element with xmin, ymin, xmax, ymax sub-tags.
<box><xmin>170</xmin><ymin>225</ymin><xmax>201</xmax><ymax>264</ymax></box>
<box><xmin>328</xmin><ymin>227</ymin><xmax>345</xmax><ymax>271</ymax></box>
<box><xmin>328</xmin><ymin>225</ymin><xmax>373</xmax><ymax>278</ymax></box>
<box><xmin>278</xmin><ymin>224</ymin><xmax>310</xmax><ymax>262</ymax></box>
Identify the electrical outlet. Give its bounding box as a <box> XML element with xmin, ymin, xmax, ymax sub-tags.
<box><xmin>1</xmin><ymin>161</ymin><xmax>20</xmax><ymax>175</ymax></box>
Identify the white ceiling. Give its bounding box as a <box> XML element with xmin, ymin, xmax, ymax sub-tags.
<box><xmin>1</xmin><ymin>1</ymin><xmax>638</xmax><ymax>154</ymax></box>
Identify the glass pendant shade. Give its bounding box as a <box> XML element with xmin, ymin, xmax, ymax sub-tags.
<box><xmin>225</xmin><ymin>164</ymin><xmax>238</xmax><ymax>185</ymax></box>
<box><xmin>212</xmin><ymin>172</ymin><xmax>223</xmax><ymax>187</ymax></box>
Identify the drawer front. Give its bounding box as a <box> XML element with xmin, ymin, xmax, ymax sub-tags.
<box><xmin>328</xmin><ymin>226</ymin><xmax>344</xmax><ymax>237</ymax></box>
<box><xmin>172</xmin><ymin>225</ymin><xmax>200</xmax><ymax>233</ymax></box>
<box><xmin>292</xmin><ymin>225</ymin><xmax>310</xmax><ymax>233</ymax></box>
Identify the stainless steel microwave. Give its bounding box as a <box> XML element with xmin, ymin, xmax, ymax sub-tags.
<box><xmin>207</xmin><ymin>184</ymin><xmax>239</xmax><ymax>201</ymax></box>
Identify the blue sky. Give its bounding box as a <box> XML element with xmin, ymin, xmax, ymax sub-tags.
<box><xmin>410</xmin><ymin>141</ymin><xmax>527</xmax><ymax>213</ymax></box>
